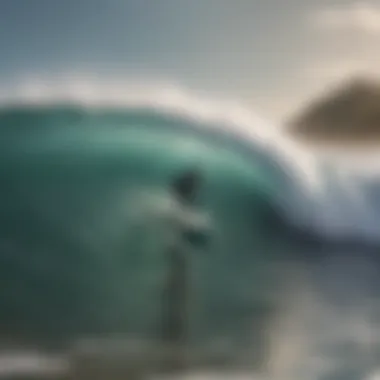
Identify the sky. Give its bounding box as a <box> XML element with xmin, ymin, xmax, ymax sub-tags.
<box><xmin>0</xmin><ymin>0</ymin><xmax>379</xmax><ymax>122</ymax></box>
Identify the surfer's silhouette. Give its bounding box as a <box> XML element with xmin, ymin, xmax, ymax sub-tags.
<box><xmin>160</xmin><ymin>168</ymin><xmax>209</xmax><ymax>373</ymax></box>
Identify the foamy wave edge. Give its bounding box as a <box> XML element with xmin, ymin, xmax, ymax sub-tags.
<box><xmin>0</xmin><ymin>75</ymin><xmax>305</xmax><ymax>145</ymax></box>
<box><xmin>4</xmin><ymin>75</ymin><xmax>380</xmax><ymax>244</ymax></box>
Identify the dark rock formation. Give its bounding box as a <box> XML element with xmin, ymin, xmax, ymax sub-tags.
<box><xmin>288</xmin><ymin>77</ymin><xmax>380</xmax><ymax>143</ymax></box>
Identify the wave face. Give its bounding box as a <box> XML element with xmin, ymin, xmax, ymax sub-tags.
<box><xmin>0</xmin><ymin>104</ymin><xmax>282</xmax><ymax>345</ymax></box>
<box><xmin>2</xmin><ymin>83</ymin><xmax>380</xmax><ymax>379</ymax></box>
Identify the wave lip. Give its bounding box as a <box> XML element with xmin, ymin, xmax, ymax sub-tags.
<box><xmin>2</xmin><ymin>75</ymin><xmax>380</xmax><ymax>245</ymax></box>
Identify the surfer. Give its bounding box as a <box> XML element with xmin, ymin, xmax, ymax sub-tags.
<box><xmin>160</xmin><ymin>169</ymin><xmax>210</xmax><ymax>373</ymax></box>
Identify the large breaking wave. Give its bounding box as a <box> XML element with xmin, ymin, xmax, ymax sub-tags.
<box><xmin>2</xmin><ymin>76</ymin><xmax>380</xmax><ymax>244</ymax></box>
<box><xmin>2</xmin><ymin>77</ymin><xmax>380</xmax><ymax>379</ymax></box>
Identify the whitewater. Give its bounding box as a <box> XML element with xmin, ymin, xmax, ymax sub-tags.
<box><xmin>4</xmin><ymin>75</ymin><xmax>380</xmax><ymax>243</ymax></box>
<box><xmin>2</xmin><ymin>76</ymin><xmax>380</xmax><ymax>380</ymax></box>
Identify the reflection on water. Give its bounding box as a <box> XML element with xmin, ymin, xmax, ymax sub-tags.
<box><xmin>4</xmin><ymin>246</ymin><xmax>380</xmax><ymax>380</ymax></box>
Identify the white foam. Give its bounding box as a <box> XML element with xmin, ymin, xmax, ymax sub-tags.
<box><xmin>0</xmin><ymin>73</ymin><xmax>318</xmax><ymax>180</ymax></box>
<box><xmin>2</xmin><ymin>74</ymin><xmax>380</xmax><ymax>243</ymax></box>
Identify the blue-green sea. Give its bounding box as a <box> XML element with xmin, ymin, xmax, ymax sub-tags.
<box><xmin>2</xmin><ymin>103</ymin><xmax>380</xmax><ymax>379</ymax></box>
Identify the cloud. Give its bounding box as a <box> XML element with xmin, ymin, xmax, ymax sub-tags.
<box><xmin>311</xmin><ymin>2</ymin><xmax>380</xmax><ymax>35</ymax></box>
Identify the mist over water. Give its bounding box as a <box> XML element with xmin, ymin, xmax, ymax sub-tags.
<box><xmin>2</xmin><ymin>80</ymin><xmax>380</xmax><ymax>379</ymax></box>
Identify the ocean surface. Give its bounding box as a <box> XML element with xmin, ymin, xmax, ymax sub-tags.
<box><xmin>2</xmin><ymin>83</ymin><xmax>380</xmax><ymax>379</ymax></box>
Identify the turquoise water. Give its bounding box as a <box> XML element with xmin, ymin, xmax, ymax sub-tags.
<box><xmin>3</xmin><ymin>105</ymin><xmax>380</xmax><ymax>379</ymax></box>
<box><xmin>0</xmin><ymin>106</ymin><xmax>285</xmax><ymax>354</ymax></box>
